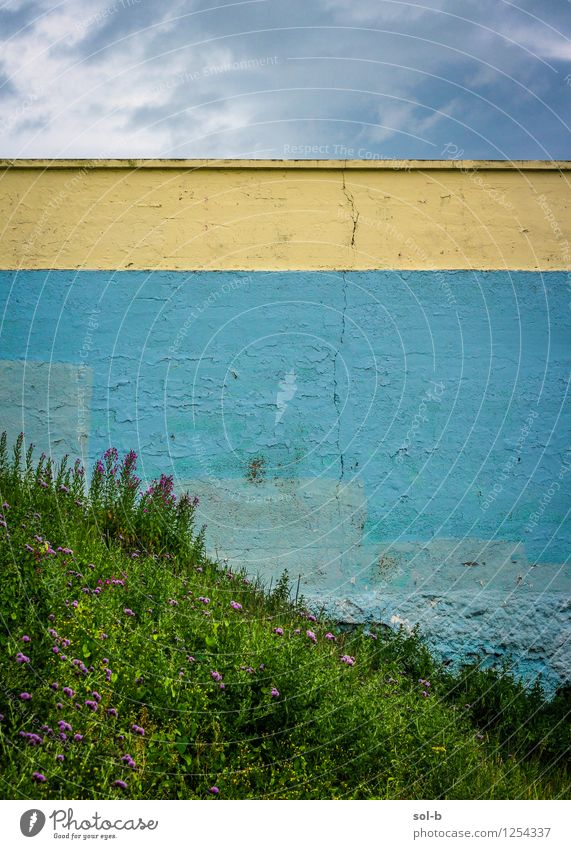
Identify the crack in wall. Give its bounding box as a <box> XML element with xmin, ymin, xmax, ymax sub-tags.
<box><xmin>341</xmin><ymin>171</ymin><xmax>359</xmax><ymax>248</ymax></box>
<box><xmin>333</xmin><ymin>273</ymin><xmax>348</xmax><ymax>494</ymax></box>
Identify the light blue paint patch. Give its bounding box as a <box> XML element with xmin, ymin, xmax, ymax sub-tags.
<box><xmin>1</xmin><ymin>269</ymin><xmax>569</xmax><ymax>683</ymax></box>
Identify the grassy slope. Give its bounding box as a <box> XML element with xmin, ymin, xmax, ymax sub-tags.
<box><xmin>0</xmin><ymin>438</ymin><xmax>569</xmax><ymax>800</ymax></box>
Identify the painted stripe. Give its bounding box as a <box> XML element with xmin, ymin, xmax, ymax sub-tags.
<box><xmin>1</xmin><ymin>160</ymin><xmax>569</xmax><ymax>271</ymax></box>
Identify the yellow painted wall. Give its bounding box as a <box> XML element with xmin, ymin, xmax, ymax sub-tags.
<box><xmin>1</xmin><ymin>159</ymin><xmax>569</xmax><ymax>270</ymax></box>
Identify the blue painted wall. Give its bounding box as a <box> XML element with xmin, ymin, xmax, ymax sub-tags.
<box><xmin>1</xmin><ymin>270</ymin><xmax>569</xmax><ymax>684</ymax></box>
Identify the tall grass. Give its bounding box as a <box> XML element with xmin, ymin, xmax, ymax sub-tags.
<box><xmin>0</xmin><ymin>433</ymin><xmax>568</xmax><ymax>799</ymax></box>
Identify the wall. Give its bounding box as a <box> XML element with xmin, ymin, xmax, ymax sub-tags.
<box><xmin>1</xmin><ymin>161</ymin><xmax>570</xmax><ymax>687</ymax></box>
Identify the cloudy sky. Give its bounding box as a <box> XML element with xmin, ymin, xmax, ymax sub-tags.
<box><xmin>0</xmin><ymin>0</ymin><xmax>569</xmax><ymax>159</ymax></box>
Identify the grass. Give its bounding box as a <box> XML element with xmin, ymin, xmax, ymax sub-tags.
<box><xmin>0</xmin><ymin>432</ymin><xmax>569</xmax><ymax>800</ymax></box>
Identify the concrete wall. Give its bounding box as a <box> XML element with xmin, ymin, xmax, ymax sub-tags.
<box><xmin>1</xmin><ymin>161</ymin><xmax>570</xmax><ymax>687</ymax></box>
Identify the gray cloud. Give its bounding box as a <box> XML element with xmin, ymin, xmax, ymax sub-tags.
<box><xmin>0</xmin><ymin>0</ymin><xmax>569</xmax><ymax>158</ymax></box>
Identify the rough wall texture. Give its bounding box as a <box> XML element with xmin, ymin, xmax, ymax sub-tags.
<box><xmin>0</xmin><ymin>160</ymin><xmax>570</xmax><ymax>270</ymax></box>
<box><xmin>1</xmin><ymin>267</ymin><xmax>569</xmax><ymax>687</ymax></box>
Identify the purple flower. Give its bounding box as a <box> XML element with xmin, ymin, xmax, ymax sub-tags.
<box><xmin>56</xmin><ymin>702</ymin><xmax>63</xmax><ymax>710</ymax></box>
<box><xmin>112</xmin><ymin>779</ymin><xmax>127</xmax><ymax>790</ymax></box>
<box><xmin>270</xmin><ymin>687</ymin><xmax>280</xmax><ymax>698</ymax></box>
<box><xmin>187</xmin><ymin>656</ymin><xmax>196</xmax><ymax>663</ymax></box>
<box><xmin>58</xmin><ymin>721</ymin><xmax>72</xmax><ymax>732</ymax></box>
<box><xmin>340</xmin><ymin>655</ymin><xmax>355</xmax><ymax>666</ymax></box>
<box><xmin>210</xmin><ymin>670</ymin><xmax>222</xmax><ymax>683</ymax></box>
<box><xmin>21</xmin><ymin>635</ymin><xmax>31</xmax><ymax>643</ymax></box>
<box><xmin>56</xmin><ymin>754</ymin><xmax>65</xmax><ymax>762</ymax></box>
<box><xmin>107</xmin><ymin>708</ymin><xmax>118</xmax><ymax>718</ymax></box>
<box><xmin>16</xmin><ymin>652</ymin><xmax>30</xmax><ymax>664</ymax></box>
<box><xmin>209</xmin><ymin>786</ymin><xmax>220</xmax><ymax>795</ymax></box>
<box><xmin>19</xmin><ymin>692</ymin><xmax>32</xmax><ymax>701</ymax></box>
<box><xmin>32</xmin><ymin>772</ymin><xmax>46</xmax><ymax>783</ymax></box>
<box><xmin>306</xmin><ymin>614</ymin><xmax>317</xmax><ymax>622</ymax></box>
<box><xmin>131</xmin><ymin>724</ymin><xmax>145</xmax><ymax>736</ymax></box>
<box><xmin>219</xmin><ymin>683</ymin><xmax>225</xmax><ymax>691</ymax></box>
<box><xmin>121</xmin><ymin>755</ymin><xmax>136</xmax><ymax>768</ymax></box>
<box><xmin>123</xmin><ymin>608</ymin><xmax>135</xmax><ymax>617</ymax></box>
<box><xmin>85</xmin><ymin>700</ymin><xmax>98</xmax><ymax>712</ymax></box>
<box><xmin>230</xmin><ymin>600</ymin><xmax>242</xmax><ymax>611</ymax></box>
<box><xmin>73</xmin><ymin>733</ymin><xmax>83</xmax><ymax>742</ymax></box>
<box><xmin>63</xmin><ymin>687</ymin><xmax>74</xmax><ymax>698</ymax></box>
<box><xmin>92</xmin><ymin>691</ymin><xmax>102</xmax><ymax>703</ymax></box>
<box><xmin>52</xmin><ymin>646</ymin><xmax>59</xmax><ymax>654</ymax></box>
<box><xmin>198</xmin><ymin>596</ymin><xmax>210</xmax><ymax>605</ymax></box>
<box><xmin>421</xmin><ymin>690</ymin><xmax>429</xmax><ymax>698</ymax></box>
<box><xmin>51</xmin><ymin>682</ymin><xmax>59</xmax><ymax>691</ymax></box>
<box><xmin>306</xmin><ymin>630</ymin><xmax>317</xmax><ymax>643</ymax></box>
<box><xmin>325</xmin><ymin>632</ymin><xmax>336</xmax><ymax>641</ymax></box>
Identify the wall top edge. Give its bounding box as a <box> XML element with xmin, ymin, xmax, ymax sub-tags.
<box><xmin>1</xmin><ymin>158</ymin><xmax>570</xmax><ymax>171</ymax></box>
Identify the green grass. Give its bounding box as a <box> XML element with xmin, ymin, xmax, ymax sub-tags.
<box><xmin>0</xmin><ymin>433</ymin><xmax>569</xmax><ymax>800</ymax></box>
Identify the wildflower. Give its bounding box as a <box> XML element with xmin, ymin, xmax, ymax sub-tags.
<box><xmin>58</xmin><ymin>721</ymin><xmax>72</xmax><ymax>732</ymax></box>
<box><xmin>421</xmin><ymin>691</ymin><xmax>429</xmax><ymax>698</ymax></box>
<box><xmin>32</xmin><ymin>772</ymin><xmax>46</xmax><ymax>783</ymax></box>
<box><xmin>123</xmin><ymin>608</ymin><xmax>135</xmax><ymax>617</ymax></box>
<box><xmin>21</xmin><ymin>635</ymin><xmax>31</xmax><ymax>643</ymax></box>
<box><xmin>131</xmin><ymin>724</ymin><xmax>145</xmax><ymax>736</ymax></box>
<box><xmin>71</xmin><ymin>600</ymin><xmax>78</xmax><ymax>609</ymax></box>
<box><xmin>293</xmin><ymin>628</ymin><xmax>301</xmax><ymax>635</ymax></box>
<box><xmin>230</xmin><ymin>600</ymin><xmax>242</xmax><ymax>611</ymax></box>
<box><xmin>19</xmin><ymin>692</ymin><xmax>32</xmax><ymax>701</ymax></box>
<box><xmin>210</xmin><ymin>671</ymin><xmax>222</xmax><ymax>683</ymax></box>
<box><xmin>52</xmin><ymin>646</ymin><xmax>59</xmax><ymax>653</ymax></box>
<box><xmin>56</xmin><ymin>754</ymin><xmax>65</xmax><ymax>762</ymax></box>
<box><xmin>340</xmin><ymin>655</ymin><xmax>355</xmax><ymax>666</ymax></box>
<box><xmin>107</xmin><ymin>708</ymin><xmax>118</xmax><ymax>718</ymax></box>
<box><xmin>56</xmin><ymin>702</ymin><xmax>63</xmax><ymax>710</ymax></box>
<box><xmin>63</xmin><ymin>687</ymin><xmax>74</xmax><ymax>698</ymax></box>
<box><xmin>186</xmin><ymin>656</ymin><xmax>196</xmax><ymax>663</ymax></box>
<box><xmin>85</xmin><ymin>700</ymin><xmax>98</xmax><ymax>712</ymax></box>
<box><xmin>168</xmin><ymin>598</ymin><xmax>178</xmax><ymax>606</ymax></box>
<box><xmin>131</xmin><ymin>552</ymin><xmax>139</xmax><ymax>559</ymax></box>
<box><xmin>271</xmin><ymin>687</ymin><xmax>280</xmax><ymax>698</ymax></box>
<box><xmin>198</xmin><ymin>596</ymin><xmax>210</xmax><ymax>605</ymax></box>
<box><xmin>273</xmin><ymin>627</ymin><xmax>284</xmax><ymax>636</ymax></box>
<box><xmin>324</xmin><ymin>632</ymin><xmax>336</xmax><ymax>641</ymax></box>
<box><xmin>73</xmin><ymin>733</ymin><xmax>83</xmax><ymax>742</ymax></box>
<box><xmin>306</xmin><ymin>630</ymin><xmax>317</xmax><ymax>643</ymax></box>
<box><xmin>16</xmin><ymin>652</ymin><xmax>30</xmax><ymax>664</ymax></box>
<box><xmin>219</xmin><ymin>683</ymin><xmax>225</xmax><ymax>691</ymax></box>
<box><xmin>112</xmin><ymin>780</ymin><xmax>127</xmax><ymax>790</ymax></box>
<box><xmin>306</xmin><ymin>614</ymin><xmax>317</xmax><ymax>622</ymax></box>
<box><xmin>209</xmin><ymin>786</ymin><xmax>220</xmax><ymax>795</ymax></box>
<box><xmin>121</xmin><ymin>755</ymin><xmax>136</xmax><ymax>768</ymax></box>
<box><xmin>92</xmin><ymin>691</ymin><xmax>102</xmax><ymax>702</ymax></box>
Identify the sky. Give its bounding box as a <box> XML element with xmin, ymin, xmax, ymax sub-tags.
<box><xmin>0</xmin><ymin>0</ymin><xmax>569</xmax><ymax>159</ymax></box>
